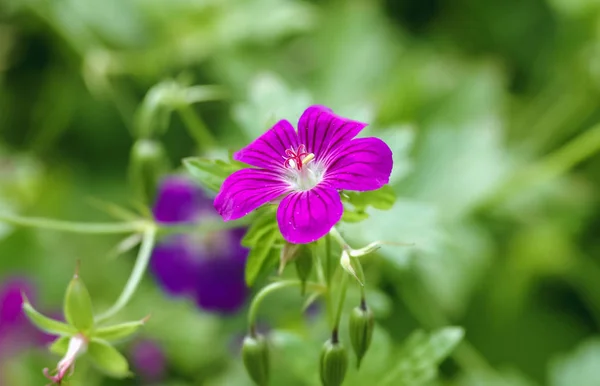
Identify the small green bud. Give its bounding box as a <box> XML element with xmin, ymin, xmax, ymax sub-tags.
<box><xmin>294</xmin><ymin>245</ymin><xmax>313</xmax><ymax>295</ymax></box>
<box><xmin>278</xmin><ymin>242</ymin><xmax>299</xmax><ymax>274</ymax></box>
<box><xmin>242</xmin><ymin>333</ymin><xmax>270</xmax><ymax>386</ymax></box>
<box><xmin>129</xmin><ymin>139</ymin><xmax>168</xmax><ymax>204</ymax></box>
<box><xmin>319</xmin><ymin>337</ymin><xmax>348</xmax><ymax>386</ymax></box>
<box><xmin>64</xmin><ymin>266</ymin><xmax>94</xmax><ymax>332</ymax></box>
<box><xmin>349</xmin><ymin>302</ymin><xmax>374</xmax><ymax>369</ymax></box>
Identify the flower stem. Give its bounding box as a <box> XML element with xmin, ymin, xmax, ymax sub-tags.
<box><xmin>177</xmin><ymin>104</ymin><xmax>216</xmax><ymax>150</ymax></box>
<box><xmin>0</xmin><ymin>213</ymin><xmax>147</xmax><ymax>234</ymax></box>
<box><xmin>247</xmin><ymin>280</ymin><xmax>324</xmax><ymax>336</ymax></box>
<box><xmin>332</xmin><ymin>272</ymin><xmax>349</xmax><ymax>333</ymax></box>
<box><xmin>95</xmin><ymin>225</ymin><xmax>157</xmax><ymax>323</ymax></box>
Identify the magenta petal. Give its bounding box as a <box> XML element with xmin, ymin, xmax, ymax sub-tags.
<box><xmin>234</xmin><ymin>120</ymin><xmax>299</xmax><ymax>170</ymax></box>
<box><xmin>325</xmin><ymin>137</ymin><xmax>393</xmax><ymax>191</ymax></box>
<box><xmin>214</xmin><ymin>168</ymin><xmax>290</xmax><ymax>221</ymax></box>
<box><xmin>276</xmin><ymin>186</ymin><xmax>343</xmax><ymax>244</ymax></box>
<box><xmin>298</xmin><ymin>105</ymin><xmax>367</xmax><ymax>162</ymax></box>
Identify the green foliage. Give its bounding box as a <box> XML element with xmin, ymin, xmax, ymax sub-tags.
<box><xmin>549</xmin><ymin>339</ymin><xmax>600</xmax><ymax>386</ymax></box>
<box><xmin>183</xmin><ymin>157</ymin><xmax>245</xmax><ymax>192</ymax></box>
<box><xmin>380</xmin><ymin>327</ymin><xmax>464</xmax><ymax>385</ymax></box>
<box><xmin>242</xmin><ymin>209</ymin><xmax>283</xmax><ymax>286</ymax></box>
<box><xmin>341</xmin><ymin>185</ymin><xmax>397</xmax><ymax>223</ymax></box>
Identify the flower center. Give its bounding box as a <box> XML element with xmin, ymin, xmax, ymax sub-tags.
<box><xmin>281</xmin><ymin>144</ymin><xmax>324</xmax><ymax>191</ymax></box>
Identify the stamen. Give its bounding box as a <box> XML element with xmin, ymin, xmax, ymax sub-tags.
<box><xmin>301</xmin><ymin>153</ymin><xmax>314</xmax><ymax>165</ymax></box>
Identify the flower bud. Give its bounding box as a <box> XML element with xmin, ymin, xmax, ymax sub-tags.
<box><xmin>319</xmin><ymin>338</ymin><xmax>348</xmax><ymax>386</ymax></box>
<box><xmin>242</xmin><ymin>333</ymin><xmax>270</xmax><ymax>386</ymax></box>
<box><xmin>129</xmin><ymin>139</ymin><xmax>168</xmax><ymax>204</ymax></box>
<box><xmin>349</xmin><ymin>302</ymin><xmax>374</xmax><ymax>369</ymax></box>
<box><xmin>64</xmin><ymin>267</ymin><xmax>94</xmax><ymax>332</ymax></box>
<box><xmin>294</xmin><ymin>245</ymin><xmax>313</xmax><ymax>295</ymax></box>
<box><xmin>278</xmin><ymin>242</ymin><xmax>299</xmax><ymax>274</ymax></box>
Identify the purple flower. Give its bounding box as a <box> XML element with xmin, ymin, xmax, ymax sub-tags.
<box><xmin>150</xmin><ymin>176</ymin><xmax>249</xmax><ymax>314</ymax></box>
<box><xmin>214</xmin><ymin>105</ymin><xmax>393</xmax><ymax>244</ymax></box>
<box><xmin>130</xmin><ymin>339</ymin><xmax>166</xmax><ymax>383</ymax></box>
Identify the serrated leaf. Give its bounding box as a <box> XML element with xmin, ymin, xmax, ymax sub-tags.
<box><xmin>49</xmin><ymin>336</ymin><xmax>70</xmax><ymax>356</ymax></box>
<box><xmin>93</xmin><ymin>319</ymin><xmax>146</xmax><ymax>342</ymax></box>
<box><xmin>245</xmin><ymin>229</ymin><xmax>281</xmax><ymax>286</ymax></box>
<box><xmin>242</xmin><ymin>208</ymin><xmax>278</xmax><ymax>248</ymax></box>
<box><xmin>88</xmin><ymin>339</ymin><xmax>131</xmax><ymax>378</ymax></box>
<box><xmin>380</xmin><ymin>327</ymin><xmax>464</xmax><ymax>385</ymax></box>
<box><xmin>22</xmin><ymin>299</ymin><xmax>76</xmax><ymax>336</ymax></box>
<box><xmin>345</xmin><ymin>185</ymin><xmax>397</xmax><ymax>211</ymax></box>
<box><xmin>183</xmin><ymin>157</ymin><xmax>244</xmax><ymax>192</ymax></box>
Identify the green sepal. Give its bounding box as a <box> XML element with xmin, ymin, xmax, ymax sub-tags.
<box><xmin>349</xmin><ymin>304</ymin><xmax>375</xmax><ymax>369</ymax></box>
<box><xmin>22</xmin><ymin>296</ymin><xmax>76</xmax><ymax>336</ymax></box>
<box><xmin>242</xmin><ymin>334</ymin><xmax>270</xmax><ymax>386</ymax></box>
<box><xmin>183</xmin><ymin>157</ymin><xmax>245</xmax><ymax>192</ymax></box>
<box><xmin>64</xmin><ymin>272</ymin><xmax>95</xmax><ymax>332</ymax></box>
<box><xmin>320</xmin><ymin>339</ymin><xmax>348</xmax><ymax>386</ymax></box>
<box><xmin>92</xmin><ymin>319</ymin><xmax>147</xmax><ymax>342</ymax></box>
<box><xmin>88</xmin><ymin>339</ymin><xmax>131</xmax><ymax>378</ymax></box>
<box><xmin>49</xmin><ymin>336</ymin><xmax>70</xmax><ymax>356</ymax></box>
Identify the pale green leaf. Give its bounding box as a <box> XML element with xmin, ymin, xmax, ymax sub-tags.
<box><xmin>183</xmin><ymin>157</ymin><xmax>244</xmax><ymax>192</ymax></box>
<box><xmin>245</xmin><ymin>230</ymin><xmax>281</xmax><ymax>286</ymax></box>
<box><xmin>380</xmin><ymin>327</ymin><xmax>464</xmax><ymax>385</ymax></box>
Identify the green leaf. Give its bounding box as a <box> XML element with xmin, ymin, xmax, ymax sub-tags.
<box><xmin>88</xmin><ymin>339</ymin><xmax>131</xmax><ymax>378</ymax></box>
<box><xmin>64</xmin><ymin>273</ymin><xmax>95</xmax><ymax>332</ymax></box>
<box><xmin>93</xmin><ymin>319</ymin><xmax>146</xmax><ymax>342</ymax></box>
<box><xmin>245</xmin><ymin>230</ymin><xmax>281</xmax><ymax>286</ymax></box>
<box><xmin>183</xmin><ymin>157</ymin><xmax>244</xmax><ymax>192</ymax></box>
<box><xmin>49</xmin><ymin>336</ymin><xmax>70</xmax><ymax>356</ymax></box>
<box><xmin>242</xmin><ymin>208</ymin><xmax>278</xmax><ymax>248</ymax></box>
<box><xmin>345</xmin><ymin>185</ymin><xmax>397</xmax><ymax>211</ymax></box>
<box><xmin>380</xmin><ymin>327</ymin><xmax>464</xmax><ymax>385</ymax></box>
<box><xmin>22</xmin><ymin>298</ymin><xmax>76</xmax><ymax>336</ymax></box>
<box><xmin>341</xmin><ymin>208</ymin><xmax>369</xmax><ymax>223</ymax></box>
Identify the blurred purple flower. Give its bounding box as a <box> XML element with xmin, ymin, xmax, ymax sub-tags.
<box><xmin>0</xmin><ymin>277</ymin><xmax>52</xmax><ymax>383</ymax></box>
<box><xmin>150</xmin><ymin>176</ymin><xmax>249</xmax><ymax>314</ymax></box>
<box><xmin>130</xmin><ymin>339</ymin><xmax>166</xmax><ymax>383</ymax></box>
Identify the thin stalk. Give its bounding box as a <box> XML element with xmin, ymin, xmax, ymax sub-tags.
<box><xmin>332</xmin><ymin>272</ymin><xmax>349</xmax><ymax>332</ymax></box>
<box><xmin>95</xmin><ymin>225</ymin><xmax>157</xmax><ymax>323</ymax></box>
<box><xmin>0</xmin><ymin>213</ymin><xmax>146</xmax><ymax>234</ymax></box>
<box><xmin>177</xmin><ymin>104</ymin><xmax>216</xmax><ymax>149</ymax></box>
<box><xmin>247</xmin><ymin>280</ymin><xmax>324</xmax><ymax>336</ymax></box>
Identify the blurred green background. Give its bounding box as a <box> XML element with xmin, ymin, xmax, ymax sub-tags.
<box><xmin>1</xmin><ymin>0</ymin><xmax>600</xmax><ymax>385</ymax></box>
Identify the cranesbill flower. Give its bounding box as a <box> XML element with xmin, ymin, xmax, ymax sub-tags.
<box><xmin>151</xmin><ymin>176</ymin><xmax>249</xmax><ymax>314</ymax></box>
<box><xmin>215</xmin><ymin>105</ymin><xmax>393</xmax><ymax>244</ymax></box>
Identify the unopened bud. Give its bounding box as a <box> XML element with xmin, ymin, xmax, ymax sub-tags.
<box><xmin>242</xmin><ymin>333</ymin><xmax>270</xmax><ymax>386</ymax></box>
<box><xmin>294</xmin><ymin>245</ymin><xmax>313</xmax><ymax>295</ymax></box>
<box><xmin>129</xmin><ymin>139</ymin><xmax>168</xmax><ymax>204</ymax></box>
<box><xmin>64</xmin><ymin>265</ymin><xmax>94</xmax><ymax>332</ymax></box>
<box><xmin>319</xmin><ymin>337</ymin><xmax>348</xmax><ymax>386</ymax></box>
<box><xmin>349</xmin><ymin>302</ymin><xmax>374</xmax><ymax>369</ymax></box>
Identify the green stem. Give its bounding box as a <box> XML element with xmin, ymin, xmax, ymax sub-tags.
<box><xmin>329</xmin><ymin>227</ymin><xmax>348</xmax><ymax>249</ymax></box>
<box><xmin>324</xmin><ymin>234</ymin><xmax>333</xmax><ymax>287</ymax></box>
<box><xmin>349</xmin><ymin>254</ymin><xmax>366</xmax><ymax>299</ymax></box>
<box><xmin>177</xmin><ymin>104</ymin><xmax>217</xmax><ymax>150</ymax></box>
<box><xmin>333</xmin><ymin>272</ymin><xmax>349</xmax><ymax>331</ymax></box>
<box><xmin>0</xmin><ymin>213</ymin><xmax>146</xmax><ymax>234</ymax></box>
<box><xmin>95</xmin><ymin>225</ymin><xmax>157</xmax><ymax>323</ymax></box>
<box><xmin>248</xmin><ymin>280</ymin><xmax>324</xmax><ymax>335</ymax></box>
